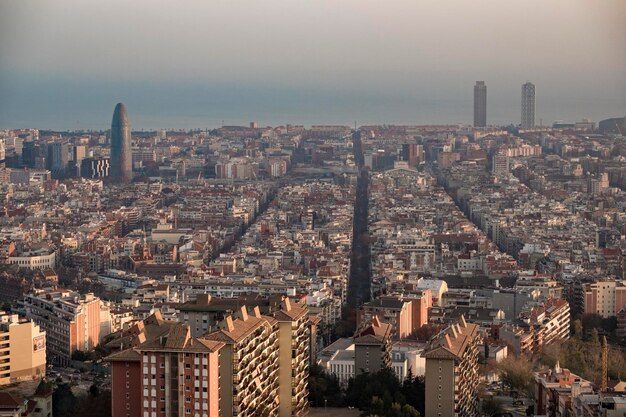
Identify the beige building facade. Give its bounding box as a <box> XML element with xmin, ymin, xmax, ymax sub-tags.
<box><xmin>0</xmin><ymin>312</ymin><xmax>46</xmax><ymax>386</ymax></box>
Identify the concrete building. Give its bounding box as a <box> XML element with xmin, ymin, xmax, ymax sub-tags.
<box><xmin>535</xmin><ymin>363</ymin><xmax>594</xmax><ymax>417</ymax></box>
<box><xmin>7</xmin><ymin>249</ymin><xmax>55</xmax><ymax>270</ymax></box>
<box><xmin>203</xmin><ymin>306</ymin><xmax>280</xmax><ymax>417</ymax></box>
<box><xmin>177</xmin><ymin>294</ymin><xmax>276</xmax><ymax>338</ymax></box>
<box><xmin>423</xmin><ymin>316</ymin><xmax>480</xmax><ymax>417</ymax></box>
<box><xmin>108</xmin><ymin>304</ymin><xmax>313</xmax><ymax>417</ymax></box>
<box><xmin>0</xmin><ymin>312</ymin><xmax>46</xmax><ymax>386</ymax></box>
<box><xmin>598</xmin><ymin>116</ymin><xmax>626</xmax><ymax>135</ymax></box>
<box><xmin>80</xmin><ymin>157</ymin><xmax>109</xmax><ymax>179</ymax></box>
<box><xmin>47</xmin><ymin>142</ymin><xmax>69</xmax><ymax>178</ymax></box>
<box><xmin>474</xmin><ymin>81</ymin><xmax>487</xmax><ymax>127</ymax></box>
<box><xmin>521</xmin><ymin>82</ymin><xmax>536</xmax><ymax>129</ymax></box>
<box><xmin>136</xmin><ymin>324</ymin><xmax>222</xmax><ymax>417</ymax></box>
<box><xmin>357</xmin><ymin>296</ymin><xmax>427</xmax><ymax>340</ymax></box>
<box><xmin>21</xmin><ymin>290</ymin><xmax>105</xmax><ymax>366</ymax></box>
<box><xmin>110</xmin><ymin>103</ymin><xmax>133</xmax><ymax>183</ymax></box>
<box><xmin>274</xmin><ymin>298</ymin><xmax>310</xmax><ymax>417</ymax></box>
<box><xmin>492</xmin><ymin>154</ymin><xmax>510</xmax><ymax>176</ymax></box>
<box><xmin>106</xmin><ymin>312</ymin><xmax>222</xmax><ymax>417</ymax></box>
<box><xmin>354</xmin><ymin>316</ymin><xmax>392</xmax><ymax>376</ymax></box>
<box><xmin>582</xmin><ymin>280</ymin><xmax>626</xmax><ymax>318</ymax></box>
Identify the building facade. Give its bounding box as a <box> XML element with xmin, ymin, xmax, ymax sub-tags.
<box><xmin>0</xmin><ymin>312</ymin><xmax>46</xmax><ymax>386</ymax></box>
<box><xmin>21</xmin><ymin>290</ymin><xmax>104</xmax><ymax>366</ymax></box>
<box><xmin>474</xmin><ymin>81</ymin><xmax>487</xmax><ymax>127</ymax></box>
<box><xmin>110</xmin><ymin>103</ymin><xmax>133</xmax><ymax>183</ymax></box>
<box><xmin>424</xmin><ymin>316</ymin><xmax>480</xmax><ymax>417</ymax></box>
<box><xmin>521</xmin><ymin>82</ymin><xmax>536</xmax><ymax>129</ymax></box>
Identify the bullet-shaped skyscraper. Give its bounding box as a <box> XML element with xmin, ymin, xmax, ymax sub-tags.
<box><xmin>110</xmin><ymin>103</ymin><xmax>132</xmax><ymax>183</ymax></box>
<box><xmin>521</xmin><ymin>82</ymin><xmax>535</xmax><ymax>129</ymax></box>
<box><xmin>474</xmin><ymin>81</ymin><xmax>487</xmax><ymax>127</ymax></box>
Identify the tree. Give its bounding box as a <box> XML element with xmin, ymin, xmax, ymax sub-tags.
<box><xmin>498</xmin><ymin>356</ymin><xmax>534</xmax><ymax>396</ymax></box>
<box><xmin>573</xmin><ymin>319</ymin><xmax>583</xmax><ymax>340</ymax></box>
<box><xmin>52</xmin><ymin>383</ymin><xmax>76</xmax><ymax>417</ymax></box>
<box><xmin>308</xmin><ymin>364</ymin><xmax>344</xmax><ymax>407</ymax></box>
<box><xmin>481</xmin><ymin>398</ymin><xmax>504</xmax><ymax>417</ymax></box>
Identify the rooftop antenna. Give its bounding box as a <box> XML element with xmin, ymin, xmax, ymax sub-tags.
<box><xmin>601</xmin><ymin>336</ymin><xmax>608</xmax><ymax>392</ymax></box>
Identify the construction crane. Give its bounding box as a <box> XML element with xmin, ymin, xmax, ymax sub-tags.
<box><xmin>601</xmin><ymin>335</ymin><xmax>608</xmax><ymax>393</ymax></box>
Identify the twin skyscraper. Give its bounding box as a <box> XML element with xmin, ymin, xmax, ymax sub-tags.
<box><xmin>110</xmin><ymin>103</ymin><xmax>132</xmax><ymax>183</ymax></box>
<box><xmin>473</xmin><ymin>81</ymin><xmax>536</xmax><ymax>128</ymax></box>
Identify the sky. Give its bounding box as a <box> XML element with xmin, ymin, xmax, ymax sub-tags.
<box><xmin>0</xmin><ymin>0</ymin><xmax>625</xmax><ymax>130</ymax></box>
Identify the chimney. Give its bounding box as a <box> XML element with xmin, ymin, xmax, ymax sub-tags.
<box><xmin>450</xmin><ymin>324</ymin><xmax>458</xmax><ymax>339</ymax></box>
<box><xmin>444</xmin><ymin>334</ymin><xmax>452</xmax><ymax>349</ymax></box>
<box><xmin>282</xmin><ymin>297</ymin><xmax>292</xmax><ymax>312</ymax></box>
<box><xmin>225</xmin><ymin>316</ymin><xmax>235</xmax><ymax>332</ymax></box>
<box><xmin>240</xmin><ymin>305</ymin><xmax>248</xmax><ymax>322</ymax></box>
<box><xmin>460</xmin><ymin>315</ymin><xmax>467</xmax><ymax>328</ymax></box>
<box><xmin>253</xmin><ymin>306</ymin><xmax>261</xmax><ymax>318</ymax></box>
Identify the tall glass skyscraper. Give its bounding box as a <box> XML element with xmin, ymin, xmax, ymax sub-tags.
<box><xmin>521</xmin><ymin>82</ymin><xmax>535</xmax><ymax>129</ymax></box>
<box><xmin>110</xmin><ymin>103</ymin><xmax>132</xmax><ymax>183</ymax></box>
<box><xmin>473</xmin><ymin>81</ymin><xmax>487</xmax><ymax>127</ymax></box>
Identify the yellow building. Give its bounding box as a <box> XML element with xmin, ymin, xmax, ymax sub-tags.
<box><xmin>0</xmin><ymin>312</ymin><xmax>46</xmax><ymax>386</ymax></box>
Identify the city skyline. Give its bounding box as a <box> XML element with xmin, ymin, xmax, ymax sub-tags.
<box><xmin>1</xmin><ymin>0</ymin><xmax>624</xmax><ymax>130</ymax></box>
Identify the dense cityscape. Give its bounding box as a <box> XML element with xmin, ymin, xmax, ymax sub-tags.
<box><xmin>0</xmin><ymin>88</ymin><xmax>625</xmax><ymax>417</ymax></box>
<box><xmin>1</xmin><ymin>0</ymin><xmax>625</xmax><ymax>416</ymax></box>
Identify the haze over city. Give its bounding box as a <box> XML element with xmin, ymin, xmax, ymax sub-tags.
<box><xmin>2</xmin><ymin>2</ymin><xmax>626</xmax><ymax>417</ymax></box>
<box><xmin>1</xmin><ymin>0</ymin><xmax>625</xmax><ymax>130</ymax></box>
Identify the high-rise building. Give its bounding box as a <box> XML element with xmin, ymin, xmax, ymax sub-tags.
<box><xmin>204</xmin><ymin>306</ymin><xmax>280</xmax><ymax>417</ymax></box>
<box><xmin>424</xmin><ymin>316</ymin><xmax>480</xmax><ymax>417</ymax></box>
<box><xmin>80</xmin><ymin>157</ymin><xmax>110</xmax><ymax>179</ymax></box>
<box><xmin>401</xmin><ymin>143</ymin><xmax>423</xmax><ymax>167</ymax></box>
<box><xmin>473</xmin><ymin>81</ymin><xmax>487</xmax><ymax>127</ymax></box>
<box><xmin>274</xmin><ymin>298</ymin><xmax>310</xmax><ymax>417</ymax></box>
<box><xmin>107</xmin><ymin>302</ymin><xmax>314</xmax><ymax>417</ymax></box>
<box><xmin>47</xmin><ymin>142</ymin><xmax>69</xmax><ymax>178</ymax></box>
<box><xmin>0</xmin><ymin>311</ymin><xmax>46</xmax><ymax>386</ymax></box>
<box><xmin>521</xmin><ymin>82</ymin><xmax>536</xmax><ymax>129</ymax></box>
<box><xmin>581</xmin><ymin>279</ymin><xmax>626</xmax><ymax>318</ymax></box>
<box><xmin>110</xmin><ymin>103</ymin><xmax>132</xmax><ymax>183</ymax></box>
<box><xmin>492</xmin><ymin>154</ymin><xmax>510</xmax><ymax>176</ymax></box>
<box><xmin>21</xmin><ymin>141</ymin><xmax>38</xmax><ymax>168</ymax></box>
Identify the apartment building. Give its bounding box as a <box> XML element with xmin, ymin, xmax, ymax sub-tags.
<box><xmin>356</xmin><ymin>296</ymin><xmax>427</xmax><ymax>340</ymax></box>
<box><xmin>203</xmin><ymin>306</ymin><xmax>280</xmax><ymax>417</ymax></box>
<box><xmin>423</xmin><ymin>316</ymin><xmax>480</xmax><ymax>417</ymax></box>
<box><xmin>582</xmin><ymin>280</ymin><xmax>626</xmax><ymax>318</ymax></box>
<box><xmin>107</xmin><ymin>301</ymin><xmax>314</xmax><ymax>417</ymax></box>
<box><xmin>535</xmin><ymin>363</ymin><xmax>594</xmax><ymax>417</ymax></box>
<box><xmin>0</xmin><ymin>312</ymin><xmax>46</xmax><ymax>386</ymax></box>
<box><xmin>7</xmin><ymin>249</ymin><xmax>56</xmax><ymax>270</ymax></box>
<box><xmin>21</xmin><ymin>289</ymin><xmax>104</xmax><ymax>366</ymax></box>
<box><xmin>107</xmin><ymin>312</ymin><xmax>222</xmax><ymax>417</ymax></box>
<box><xmin>354</xmin><ymin>316</ymin><xmax>392</xmax><ymax>376</ymax></box>
<box><xmin>274</xmin><ymin>298</ymin><xmax>310</xmax><ymax>417</ymax></box>
<box><xmin>177</xmin><ymin>294</ymin><xmax>278</xmax><ymax>338</ymax></box>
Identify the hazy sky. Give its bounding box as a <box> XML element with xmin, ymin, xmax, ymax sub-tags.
<box><xmin>1</xmin><ymin>0</ymin><xmax>625</xmax><ymax>130</ymax></box>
